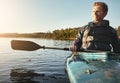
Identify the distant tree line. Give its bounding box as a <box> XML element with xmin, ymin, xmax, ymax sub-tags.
<box><xmin>0</xmin><ymin>26</ymin><xmax>120</xmax><ymax>40</ymax></box>
<box><xmin>52</xmin><ymin>27</ymin><xmax>80</xmax><ymax>39</ymax></box>
<box><xmin>0</xmin><ymin>27</ymin><xmax>80</xmax><ymax>40</ymax></box>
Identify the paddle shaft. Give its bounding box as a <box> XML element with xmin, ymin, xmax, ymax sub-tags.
<box><xmin>42</xmin><ymin>46</ymin><xmax>69</xmax><ymax>51</ymax></box>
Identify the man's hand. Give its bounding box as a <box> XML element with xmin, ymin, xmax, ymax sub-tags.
<box><xmin>69</xmin><ymin>45</ymin><xmax>77</xmax><ymax>52</ymax></box>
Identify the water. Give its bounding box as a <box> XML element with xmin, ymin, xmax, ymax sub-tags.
<box><xmin>0</xmin><ymin>38</ymin><xmax>73</xmax><ymax>83</ymax></box>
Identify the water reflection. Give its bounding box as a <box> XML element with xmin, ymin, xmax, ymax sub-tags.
<box><xmin>10</xmin><ymin>68</ymin><xmax>70</xmax><ymax>83</ymax></box>
<box><xmin>10</xmin><ymin>68</ymin><xmax>43</xmax><ymax>83</ymax></box>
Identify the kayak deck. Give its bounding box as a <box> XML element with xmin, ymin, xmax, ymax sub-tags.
<box><xmin>66</xmin><ymin>52</ymin><xmax>120</xmax><ymax>83</ymax></box>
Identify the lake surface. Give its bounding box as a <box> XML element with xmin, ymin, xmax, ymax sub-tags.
<box><xmin>0</xmin><ymin>38</ymin><xmax>73</xmax><ymax>83</ymax></box>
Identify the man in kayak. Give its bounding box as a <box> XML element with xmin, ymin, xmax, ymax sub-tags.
<box><xmin>70</xmin><ymin>2</ymin><xmax>120</xmax><ymax>53</ymax></box>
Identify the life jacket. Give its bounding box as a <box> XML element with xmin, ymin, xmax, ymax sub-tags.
<box><xmin>82</xmin><ymin>20</ymin><xmax>112</xmax><ymax>51</ymax></box>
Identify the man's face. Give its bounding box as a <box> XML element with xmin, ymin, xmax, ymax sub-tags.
<box><xmin>92</xmin><ymin>5</ymin><xmax>106</xmax><ymax>23</ymax></box>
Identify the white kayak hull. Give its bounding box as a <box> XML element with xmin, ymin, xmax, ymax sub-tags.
<box><xmin>66</xmin><ymin>52</ymin><xmax>120</xmax><ymax>83</ymax></box>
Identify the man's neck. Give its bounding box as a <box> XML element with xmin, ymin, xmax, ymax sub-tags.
<box><xmin>94</xmin><ymin>20</ymin><xmax>103</xmax><ymax>24</ymax></box>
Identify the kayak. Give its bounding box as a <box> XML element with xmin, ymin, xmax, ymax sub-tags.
<box><xmin>66</xmin><ymin>52</ymin><xmax>120</xmax><ymax>83</ymax></box>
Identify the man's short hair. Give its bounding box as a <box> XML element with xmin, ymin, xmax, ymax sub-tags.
<box><xmin>94</xmin><ymin>2</ymin><xmax>108</xmax><ymax>15</ymax></box>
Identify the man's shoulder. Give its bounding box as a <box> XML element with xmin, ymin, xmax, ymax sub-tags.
<box><xmin>108</xmin><ymin>26</ymin><xmax>117</xmax><ymax>35</ymax></box>
<box><xmin>109</xmin><ymin>26</ymin><xmax>115</xmax><ymax>29</ymax></box>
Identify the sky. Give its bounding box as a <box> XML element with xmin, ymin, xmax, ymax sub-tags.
<box><xmin>0</xmin><ymin>0</ymin><xmax>120</xmax><ymax>33</ymax></box>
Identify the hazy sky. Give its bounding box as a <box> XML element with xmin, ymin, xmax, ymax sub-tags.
<box><xmin>0</xmin><ymin>0</ymin><xmax>120</xmax><ymax>33</ymax></box>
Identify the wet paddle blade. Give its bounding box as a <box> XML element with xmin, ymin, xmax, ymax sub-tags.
<box><xmin>11</xmin><ymin>40</ymin><xmax>41</xmax><ymax>51</ymax></box>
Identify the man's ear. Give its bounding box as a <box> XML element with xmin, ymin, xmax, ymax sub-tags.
<box><xmin>103</xmin><ymin>12</ymin><xmax>107</xmax><ymax>18</ymax></box>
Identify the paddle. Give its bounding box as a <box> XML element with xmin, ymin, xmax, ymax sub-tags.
<box><xmin>11</xmin><ymin>40</ymin><xmax>109</xmax><ymax>53</ymax></box>
<box><xmin>11</xmin><ymin>40</ymin><xmax>70</xmax><ymax>51</ymax></box>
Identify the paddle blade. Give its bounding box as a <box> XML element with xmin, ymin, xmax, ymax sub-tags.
<box><xmin>11</xmin><ymin>40</ymin><xmax>41</xmax><ymax>51</ymax></box>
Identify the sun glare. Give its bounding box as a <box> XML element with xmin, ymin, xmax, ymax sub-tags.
<box><xmin>0</xmin><ymin>0</ymin><xmax>25</xmax><ymax>33</ymax></box>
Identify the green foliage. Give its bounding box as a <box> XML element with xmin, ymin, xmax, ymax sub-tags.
<box><xmin>116</xmin><ymin>26</ymin><xmax>120</xmax><ymax>38</ymax></box>
<box><xmin>52</xmin><ymin>27</ymin><xmax>80</xmax><ymax>40</ymax></box>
